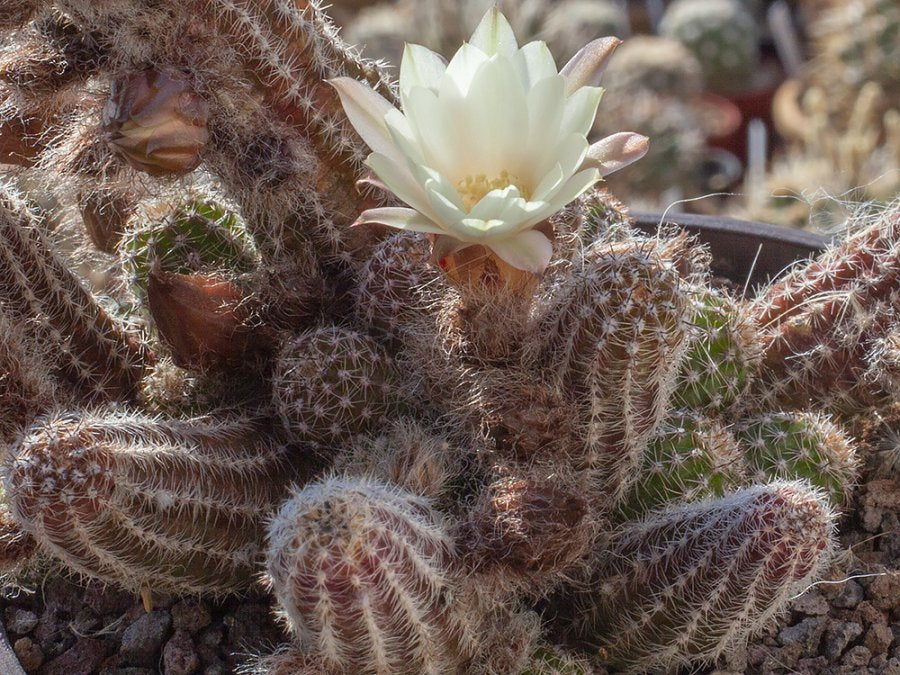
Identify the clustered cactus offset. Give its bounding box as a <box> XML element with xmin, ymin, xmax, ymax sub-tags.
<box><xmin>0</xmin><ymin>2</ymin><xmax>896</xmax><ymax>673</ymax></box>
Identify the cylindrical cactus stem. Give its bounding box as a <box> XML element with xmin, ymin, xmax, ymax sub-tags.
<box><xmin>753</xmin><ymin>206</ymin><xmax>900</xmax><ymax>328</ymax></box>
<box><xmin>736</xmin><ymin>412</ymin><xmax>860</xmax><ymax>507</ymax></box>
<box><xmin>616</xmin><ymin>410</ymin><xmax>744</xmax><ymax>521</ymax></box>
<box><xmin>354</xmin><ymin>232</ymin><xmax>438</xmax><ymax>342</ymax></box>
<box><xmin>272</xmin><ymin>325</ymin><xmax>411</xmax><ymax>445</ymax></box>
<box><xmin>0</xmin><ymin>183</ymin><xmax>148</xmax><ymax>401</ymax></box>
<box><xmin>866</xmin><ymin>329</ymin><xmax>900</xmax><ymax>399</ymax></box>
<box><xmin>536</xmin><ymin>238</ymin><xmax>693</xmax><ymax>504</ymax></box>
<box><xmin>0</xmin><ymin>307</ymin><xmax>56</xmax><ymax>442</ymax></box>
<box><xmin>204</xmin><ymin>0</ymin><xmax>394</xmax><ymax>262</ymax></box>
<box><xmin>4</xmin><ymin>408</ymin><xmax>305</xmax><ymax>595</ymax></box>
<box><xmin>265</xmin><ymin>475</ymin><xmax>476</xmax><ymax>674</ymax></box>
<box><xmin>522</xmin><ymin>645</ymin><xmax>594</xmax><ymax>675</ymax></box>
<box><xmin>572</xmin><ymin>482</ymin><xmax>836</xmax><ymax>674</ymax></box>
<box><xmin>121</xmin><ymin>193</ymin><xmax>259</xmax><ymax>299</ymax></box>
<box><xmin>334</xmin><ymin>418</ymin><xmax>459</xmax><ymax>500</ymax></box>
<box><xmin>456</xmin><ymin>476</ymin><xmax>594</xmax><ymax>595</ymax></box>
<box><xmin>673</xmin><ymin>287</ymin><xmax>762</xmax><ymax>412</ymax></box>
<box><xmin>237</xmin><ymin>645</ymin><xmax>328</xmax><ymax>675</ymax></box>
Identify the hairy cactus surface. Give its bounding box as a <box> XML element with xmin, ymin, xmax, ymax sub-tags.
<box><xmin>4</xmin><ymin>409</ymin><xmax>304</xmax><ymax>595</ymax></box>
<box><xmin>265</xmin><ymin>476</ymin><xmax>474</xmax><ymax>674</ymax></box>
<box><xmin>572</xmin><ymin>482</ymin><xmax>835</xmax><ymax>673</ymax></box>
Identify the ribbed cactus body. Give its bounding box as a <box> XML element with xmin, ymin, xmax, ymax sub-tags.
<box><xmin>737</xmin><ymin>412</ymin><xmax>859</xmax><ymax>506</ymax></box>
<box><xmin>0</xmin><ymin>308</ymin><xmax>55</xmax><ymax>441</ymax></box>
<box><xmin>751</xmin><ymin>207</ymin><xmax>900</xmax><ymax>412</ymax></box>
<box><xmin>273</xmin><ymin>326</ymin><xmax>409</xmax><ymax>444</ymax></box>
<box><xmin>522</xmin><ymin>646</ymin><xmax>592</xmax><ymax>675</ymax></box>
<box><xmin>538</xmin><ymin>240</ymin><xmax>691</xmax><ymax>503</ymax></box>
<box><xmin>122</xmin><ymin>195</ymin><xmax>258</xmax><ymax>298</ymax></box>
<box><xmin>4</xmin><ymin>409</ymin><xmax>300</xmax><ymax>595</ymax></box>
<box><xmin>0</xmin><ymin>183</ymin><xmax>147</xmax><ymax>401</ymax></box>
<box><xmin>354</xmin><ymin>233</ymin><xmax>436</xmax><ymax>342</ymax></box>
<box><xmin>617</xmin><ymin>411</ymin><xmax>743</xmax><ymax>521</ymax></box>
<box><xmin>576</xmin><ymin>482</ymin><xmax>835</xmax><ymax>673</ymax></box>
<box><xmin>265</xmin><ymin>476</ymin><xmax>474</xmax><ymax>674</ymax></box>
<box><xmin>673</xmin><ymin>288</ymin><xmax>761</xmax><ymax>412</ymax></box>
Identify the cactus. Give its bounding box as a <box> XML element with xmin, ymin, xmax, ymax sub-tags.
<box><xmin>673</xmin><ymin>288</ymin><xmax>761</xmax><ymax>412</ymax></box>
<box><xmin>0</xmin><ymin>182</ymin><xmax>148</xmax><ymax>401</ymax></box>
<box><xmin>264</xmin><ymin>475</ymin><xmax>475</xmax><ymax>674</ymax></box>
<box><xmin>659</xmin><ymin>0</ymin><xmax>760</xmax><ymax>94</ymax></box>
<box><xmin>4</xmin><ymin>409</ymin><xmax>304</xmax><ymax>595</ymax></box>
<box><xmin>121</xmin><ymin>194</ymin><xmax>258</xmax><ymax>299</ymax></box>
<box><xmin>0</xmin><ymin>3</ymin><xmax>895</xmax><ymax>674</ymax></box>
<box><xmin>541</xmin><ymin>0</ymin><xmax>627</xmax><ymax>63</ymax></box>
<box><xmin>601</xmin><ymin>36</ymin><xmax>703</xmax><ymax>100</ymax></box>
<box><xmin>750</xmin><ymin>204</ymin><xmax>900</xmax><ymax>413</ymax></box>
<box><xmin>571</xmin><ymin>482</ymin><xmax>836</xmax><ymax>673</ymax></box>
<box><xmin>616</xmin><ymin>411</ymin><xmax>744</xmax><ymax>521</ymax></box>
<box><xmin>536</xmin><ymin>238</ymin><xmax>692</xmax><ymax>504</ymax></box>
<box><xmin>272</xmin><ymin>325</ymin><xmax>411</xmax><ymax>445</ymax></box>
<box><xmin>736</xmin><ymin>412</ymin><xmax>859</xmax><ymax>507</ymax></box>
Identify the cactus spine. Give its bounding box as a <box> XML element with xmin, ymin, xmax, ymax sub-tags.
<box><xmin>4</xmin><ymin>409</ymin><xmax>303</xmax><ymax>595</ymax></box>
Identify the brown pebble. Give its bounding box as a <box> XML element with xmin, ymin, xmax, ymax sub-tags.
<box><xmin>13</xmin><ymin>636</ymin><xmax>43</xmax><ymax>671</ymax></box>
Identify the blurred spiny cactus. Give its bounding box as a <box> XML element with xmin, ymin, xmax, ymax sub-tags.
<box><xmin>0</xmin><ymin>2</ymin><xmax>895</xmax><ymax>674</ymax></box>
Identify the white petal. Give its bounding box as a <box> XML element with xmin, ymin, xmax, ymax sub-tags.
<box><xmin>427</xmin><ymin>188</ymin><xmax>469</xmax><ymax>231</ymax></box>
<box><xmin>353</xmin><ymin>207</ymin><xmax>446</xmax><ymax>235</ymax></box>
<box><xmin>384</xmin><ymin>108</ymin><xmax>426</xmax><ymax>166</ymax></box>
<box><xmin>444</xmin><ymin>42</ymin><xmax>490</xmax><ymax>95</ymax></box>
<box><xmin>329</xmin><ymin>77</ymin><xmax>401</xmax><ymax>162</ymax></box>
<box><xmin>469</xmin><ymin>7</ymin><xmax>518</xmax><ymax>57</ymax></box>
<box><xmin>560</xmin><ymin>85</ymin><xmax>603</xmax><ymax>138</ymax></box>
<box><xmin>488</xmin><ymin>230</ymin><xmax>554</xmax><ymax>273</ymax></box>
<box><xmin>555</xmin><ymin>133</ymin><xmax>590</xmax><ymax>180</ymax></box>
<box><xmin>525</xmin><ymin>74</ymin><xmax>566</xmax><ymax>178</ymax></box>
<box><xmin>582</xmin><ymin>132</ymin><xmax>650</xmax><ymax>176</ymax></box>
<box><xmin>415</xmin><ymin>164</ymin><xmax>467</xmax><ymax>210</ymax></box>
<box><xmin>469</xmin><ymin>186</ymin><xmax>525</xmax><ymax>221</ymax></box>
<box><xmin>458</xmin><ymin>217</ymin><xmax>509</xmax><ymax>240</ymax></box>
<box><xmin>514</xmin><ymin>41</ymin><xmax>558</xmax><ymax>89</ymax></box>
<box><xmin>462</xmin><ymin>55</ymin><xmax>529</xmax><ymax>177</ymax></box>
<box><xmin>400</xmin><ymin>44</ymin><xmax>446</xmax><ymax>98</ymax></box>
<box><xmin>365</xmin><ymin>153</ymin><xmax>434</xmax><ymax>218</ymax></box>
<box><xmin>561</xmin><ymin>37</ymin><xmax>621</xmax><ymax>96</ymax></box>
<box><xmin>404</xmin><ymin>85</ymin><xmax>465</xmax><ymax>177</ymax></box>
<box><xmin>531</xmin><ymin>163</ymin><xmax>564</xmax><ymax>202</ymax></box>
<box><xmin>544</xmin><ymin>168</ymin><xmax>600</xmax><ymax>211</ymax></box>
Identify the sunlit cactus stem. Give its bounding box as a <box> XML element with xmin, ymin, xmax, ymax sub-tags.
<box><xmin>4</xmin><ymin>409</ymin><xmax>305</xmax><ymax>595</ymax></box>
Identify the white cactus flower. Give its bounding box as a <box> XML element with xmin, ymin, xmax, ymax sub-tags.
<box><xmin>331</xmin><ymin>8</ymin><xmax>648</xmax><ymax>274</ymax></box>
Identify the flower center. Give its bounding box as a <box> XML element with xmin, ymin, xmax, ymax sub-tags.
<box><xmin>456</xmin><ymin>170</ymin><xmax>528</xmax><ymax>210</ymax></box>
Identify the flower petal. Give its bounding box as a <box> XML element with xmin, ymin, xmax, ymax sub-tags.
<box><xmin>353</xmin><ymin>207</ymin><xmax>447</xmax><ymax>235</ymax></box>
<box><xmin>531</xmin><ymin>162</ymin><xmax>565</xmax><ymax>203</ymax></box>
<box><xmin>560</xmin><ymin>85</ymin><xmax>604</xmax><ymax>138</ymax></box>
<box><xmin>488</xmin><ymin>230</ymin><xmax>554</xmax><ymax>274</ymax></box>
<box><xmin>469</xmin><ymin>7</ymin><xmax>518</xmax><ymax>57</ymax></box>
<box><xmin>582</xmin><ymin>132</ymin><xmax>650</xmax><ymax>176</ymax></box>
<box><xmin>365</xmin><ymin>152</ymin><xmax>434</xmax><ymax>217</ymax></box>
<box><xmin>443</xmin><ymin>42</ymin><xmax>490</xmax><ymax>95</ymax></box>
<box><xmin>561</xmin><ymin>37</ymin><xmax>621</xmax><ymax>96</ymax></box>
<box><xmin>468</xmin><ymin>185</ymin><xmax>525</xmax><ymax>221</ymax></box>
<box><xmin>400</xmin><ymin>43</ymin><xmax>447</xmax><ymax>98</ymax></box>
<box><xmin>545</xmin><ymin>168</ymin><xmax>600</xmax><ymax>212</ymax></box>
<box><xmin>328</xmin><ymin>77</ymin><xmax>401</xmax><ymax>161</ymax></box>
<box><xmin>514</xmin><ymin>41</ymin><xmax>558</xmax><ymax>89</ymax></box>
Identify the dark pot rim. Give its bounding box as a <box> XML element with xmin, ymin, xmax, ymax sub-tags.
<box><xmin>632</xmin><ymin>210</ymin><xmax>828</xmax><ymax>287</ymax></box>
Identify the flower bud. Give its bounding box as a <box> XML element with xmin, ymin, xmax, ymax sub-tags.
<box><xmin>147</xmin><ymin>270</ymin><xmax>267</xmax><ymax>370</ymax></box>
<box><xmin>79</xmin><ymin>189</ymin><xmax>132</xmax><ymax>253</ymax></box>
<box><xmin>102</xmin><ymin>68</ymin><xmax>209</xmax><ymax>177</ymax></box>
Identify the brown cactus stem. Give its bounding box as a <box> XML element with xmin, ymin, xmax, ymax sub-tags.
<box><xmin>0</xmin><ymin>187</ymin><xmax>149</xmax><ymax>401</ymax></box>
<box><xmin>148</xmin><ymin>269</ymin><xmax>270</xmax><ymax>371</ymax></box>
<box><xmin>0</xmin><ymin>0</ymin><xmax>38</xmax><ymax>31</ymax></box>
<box><xmin>754</xmin><ymin>209</ymin><xmax>900</xmax><ymax>327</ymax></box>
<box><xmin>0</xmin><ymin>112</ymin><xmax>50</xmax><ymax>167</ymax></box>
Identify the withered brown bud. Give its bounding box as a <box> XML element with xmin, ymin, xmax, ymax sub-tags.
<box><xmin>79</xmin><ymin>189</ymin><xmax>132</xmax><ymax>253</ymax></box>
<box><xmin>460</xmin><ymin>478</ymin><xmax>591</xmax><ymax>578</ymax></box>
<box><xmin>147</xmin><ymin>270</ymin><xmax>268</xmax><ymax>370</ymax></box>
<box><xmin>102</xmin><ymin>68</ymin><xmax>209</xmax><ymax>177</ymax></box>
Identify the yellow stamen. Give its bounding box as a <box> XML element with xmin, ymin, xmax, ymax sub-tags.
<box><xmin>456</xmin><ymin>170</ymin><xmax>527</xmax><ymax>210</ymax></box>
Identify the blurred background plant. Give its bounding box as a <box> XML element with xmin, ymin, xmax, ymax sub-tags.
<box><xmin>333</xmin><ymin>0</ymin><xmax>899</xmax><ymax>226</ymax></box>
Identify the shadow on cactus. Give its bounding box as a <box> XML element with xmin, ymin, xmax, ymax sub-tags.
<box><xmin>0</xmin><ymin>2</ymin><xmax>896</xmax><ymax>674</ymax></box>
